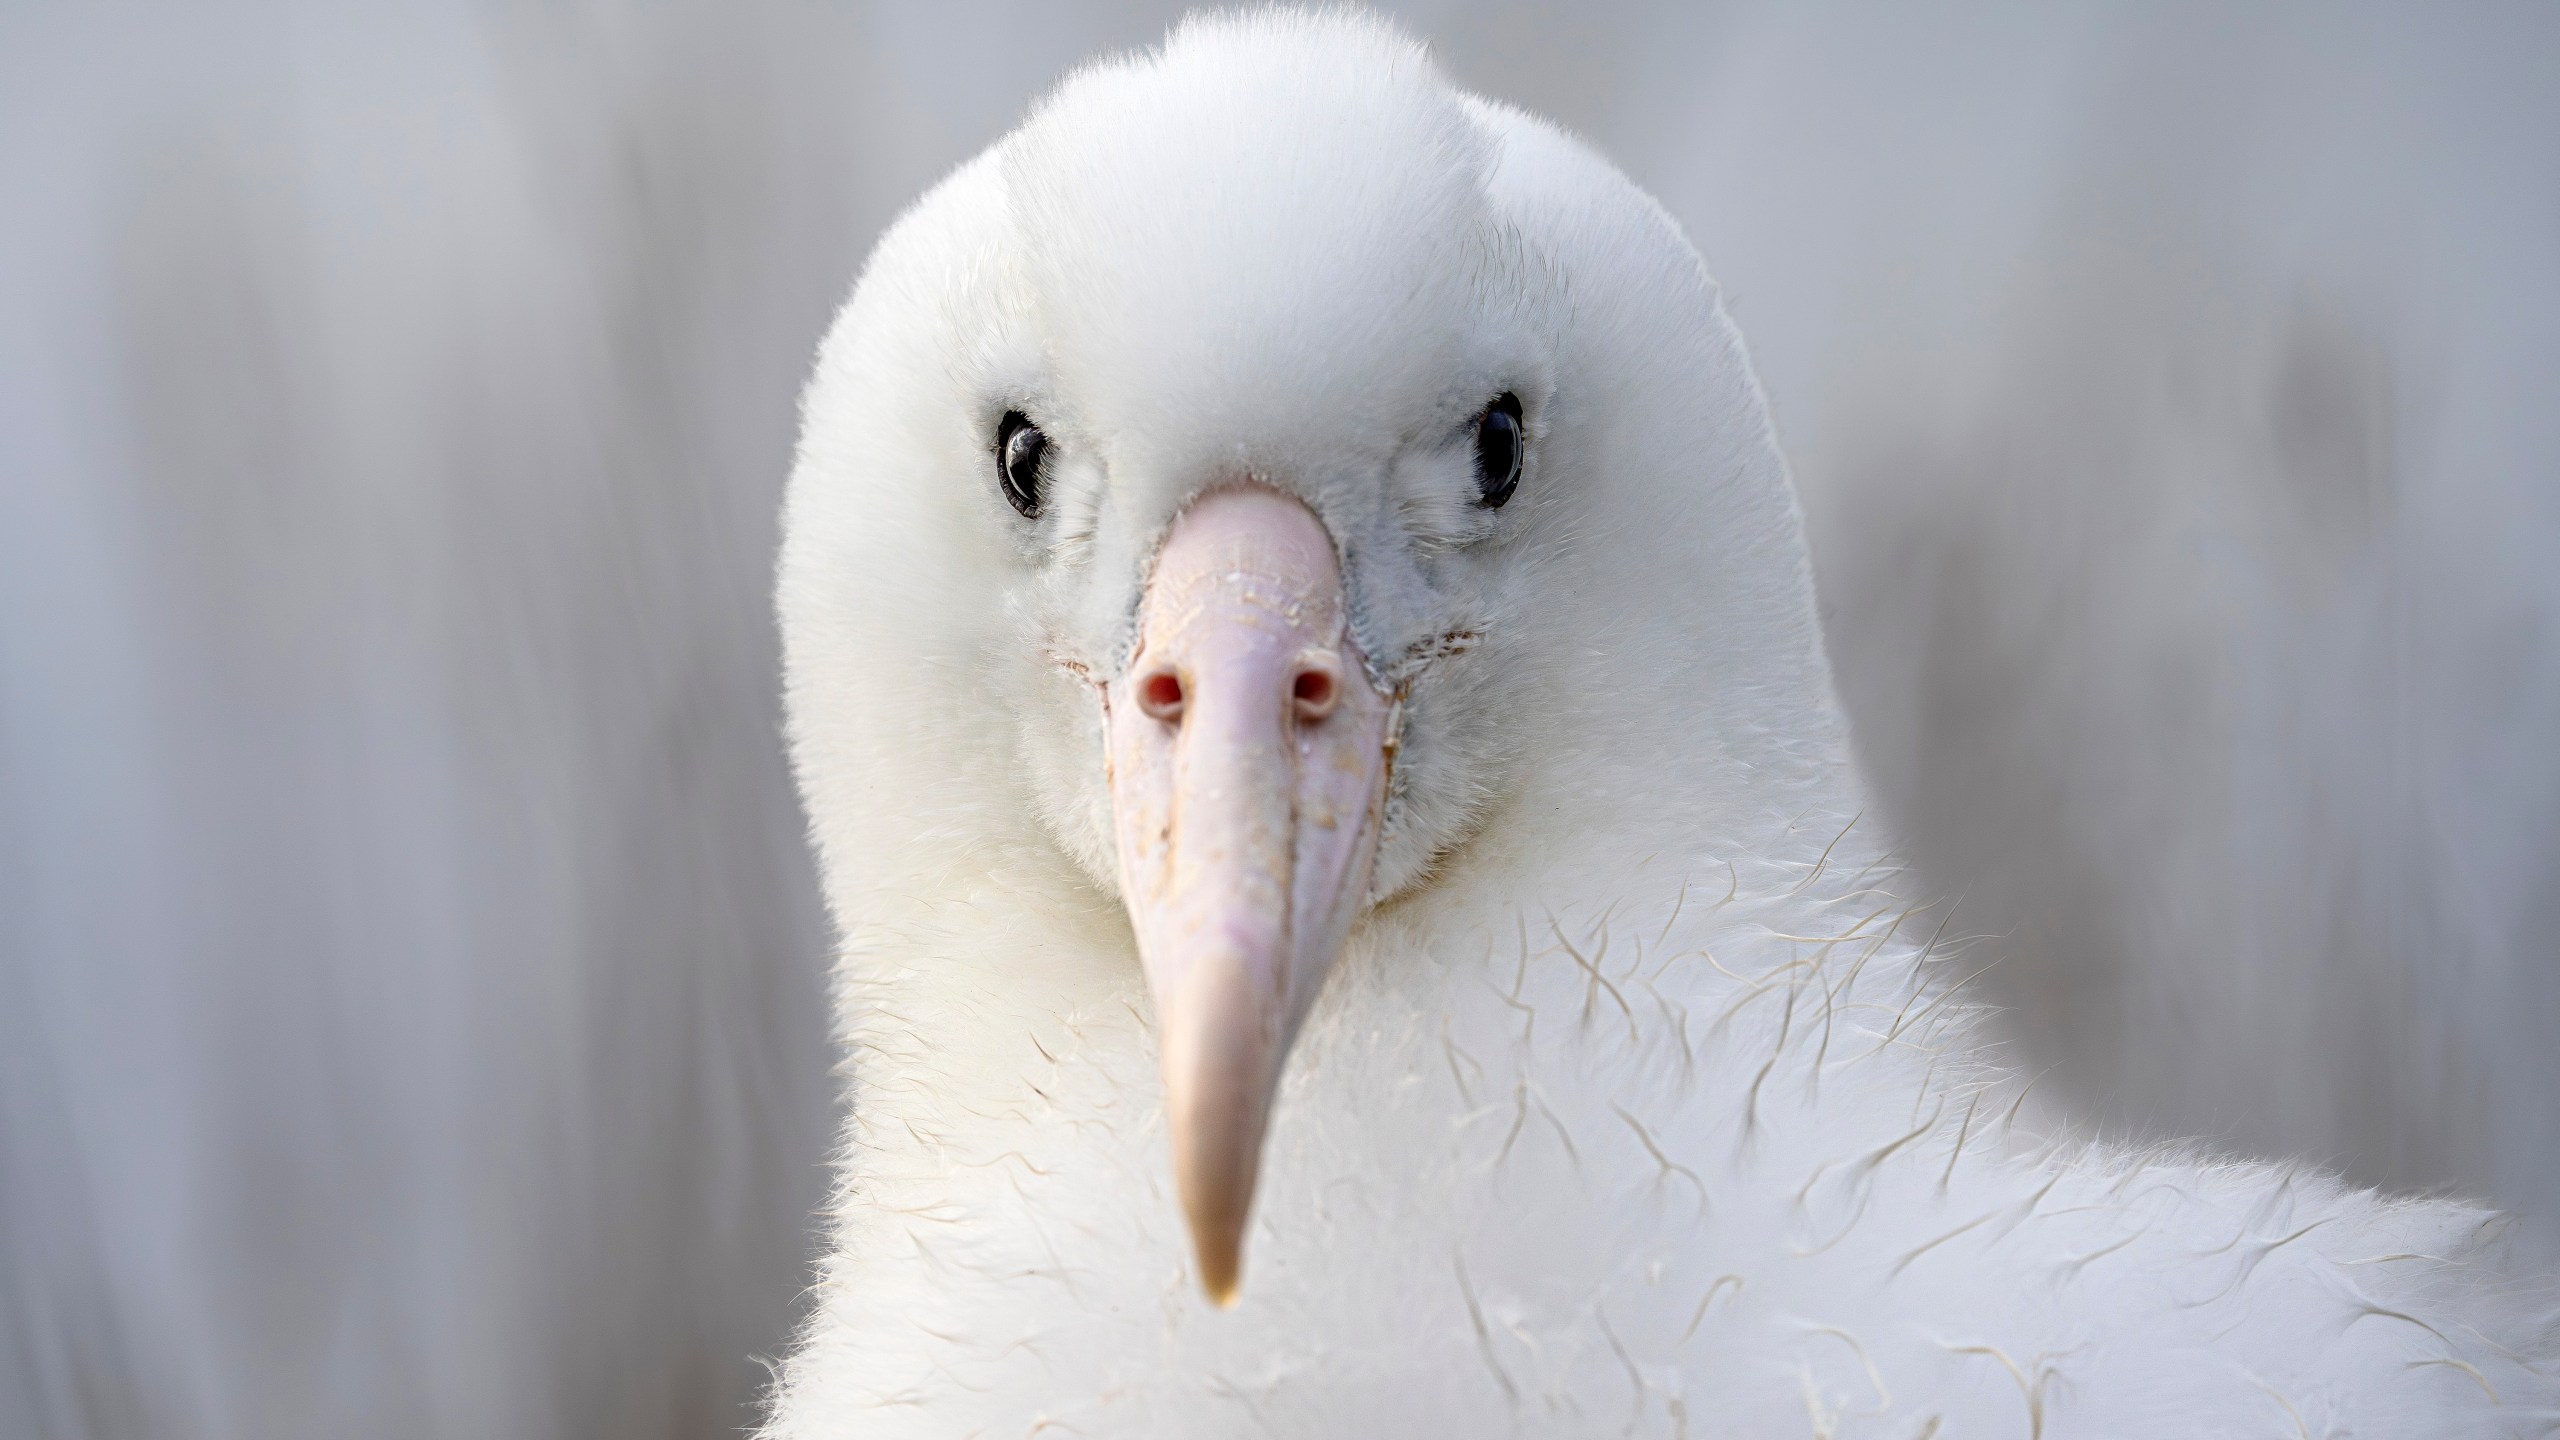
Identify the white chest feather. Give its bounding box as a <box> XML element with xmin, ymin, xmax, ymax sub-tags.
<box><xmin>772</xmin><ymin>857</ymin><xmax>2553</xmax><ymax>1437</ymax></box>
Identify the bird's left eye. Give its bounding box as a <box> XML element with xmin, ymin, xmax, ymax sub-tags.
<box><xmin>995</xmin><ymin>410</ymin><xmax>1048</xmax><ymax>517</ymax></box>
<box><xmin>1474</xmin><ymin>393</ymin><xmax>1524</xmax><ymax>508</ymax></box>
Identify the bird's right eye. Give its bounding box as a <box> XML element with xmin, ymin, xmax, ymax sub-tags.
<box><xmin>995</xmin><ymin>410</ymin><xmax>1048</xmax><ymax>517</ymax></box>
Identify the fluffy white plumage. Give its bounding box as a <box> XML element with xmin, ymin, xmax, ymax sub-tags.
<box><xmin>766</xmin><ymin>12</ymin><xmax>2557</xmax><ymax>1435</ymax></box>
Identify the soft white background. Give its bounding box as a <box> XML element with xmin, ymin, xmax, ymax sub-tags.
<box><xmin>4</xmin><ymin>3</ymin><xmax>2554</xmax><ymax>1435</ymax></box>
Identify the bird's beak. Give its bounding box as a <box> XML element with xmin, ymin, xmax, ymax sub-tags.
<box><xmin>1106</xmin><ymin>485</ymin><xmax>1392</xmax><ymax>1306</ymax></box>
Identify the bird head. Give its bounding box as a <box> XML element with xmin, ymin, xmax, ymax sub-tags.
<box><xmin>780</xmin><ymin>11</ymin><xmax>1843</xmax><ymax>1305</ymax></box>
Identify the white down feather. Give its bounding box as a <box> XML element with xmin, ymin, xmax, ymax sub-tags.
<box><xmin>765</xmin><ymin>12</ymin><xmax>2559</xmax><ymax>1436</ymax></box>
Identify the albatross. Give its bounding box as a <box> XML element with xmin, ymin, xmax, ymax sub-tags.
<box><xmin>763</xmin><ymin>12</ymin><xmax>2556</xmax><ymax>1435</ymax></box>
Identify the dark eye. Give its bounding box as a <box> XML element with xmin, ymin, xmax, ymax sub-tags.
<box><xmin>1473</xmin><ymin>393</ymin><xmax>1524</xmax><ymax>508</ymax></box>
<box><xmin>995</xmin><ymin>410</ymin><xmax>1048</xmax><ymax>517</ymax></box>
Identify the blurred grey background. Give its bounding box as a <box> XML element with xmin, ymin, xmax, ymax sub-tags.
<box><xmin>3</xmin><ymin>3</ymin><xmax>2553</xmax><ymax>1436</ymax></box>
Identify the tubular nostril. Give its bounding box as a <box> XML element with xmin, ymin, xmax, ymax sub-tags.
<box><xmin>1291</xmin><ymin>654</ymin><xmax>1341</xmax><ymax>722</ymax></box>
<box><xmin>1138</xmin><ymin>669</ymin><xmax>1187</xmax><ymax>722</ymax></box>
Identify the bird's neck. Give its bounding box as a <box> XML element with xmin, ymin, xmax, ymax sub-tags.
<box><xmin>827</xmin><ymin>772</ymin><xmax>1958</xmax><ymax>1187</ymax></box>
<box><xmin>808</xmin><ymin>786</ymin><xmax>1988</xmax><ymax>1366</ymax></box>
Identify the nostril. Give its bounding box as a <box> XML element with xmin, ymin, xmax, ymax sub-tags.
<box><xmin>1138</xmin><ymin>669</ymin><xmax>1186</xmax><ymax>721</ymax></box>
<box><xmin>1291</xmin><ymin>656</ymin><xmax>1341</xmax><ymax>721</ymax></box>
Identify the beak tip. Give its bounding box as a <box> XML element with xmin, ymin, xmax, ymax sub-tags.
<box><xmin>1196</xmin><ymin>1243</ymin><xmax>1245</xmax><ymax>1308</ymax></box>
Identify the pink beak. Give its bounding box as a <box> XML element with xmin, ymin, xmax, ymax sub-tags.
<box><xmin>1107</xmin><ymin>486</ymin><xmax>1393</xmax><ymax>1306</ymax></box>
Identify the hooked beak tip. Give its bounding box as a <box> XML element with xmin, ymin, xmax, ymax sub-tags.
<box><xmin>1196</xmin><ymin>1233</ymin><xmax>1245</xmax><ymax>1308</ymax></box>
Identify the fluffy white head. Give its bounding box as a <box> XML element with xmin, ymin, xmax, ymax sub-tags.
<box><xmin>781</xmin><ymin>10</ymin><xmax>1844</xmax><ymax>939</ymax></box>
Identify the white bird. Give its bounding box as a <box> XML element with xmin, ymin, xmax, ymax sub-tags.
<box><xmin>763</xmin><ymin>12</ymin><xmax>2557</xmax><ymax>1436</ymax></box>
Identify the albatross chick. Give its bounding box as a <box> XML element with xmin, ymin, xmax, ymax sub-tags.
<box><xmin>765</xmin><ymin>12</ymin><xmax>2557</xmax><ymax>1436</ymax></box>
